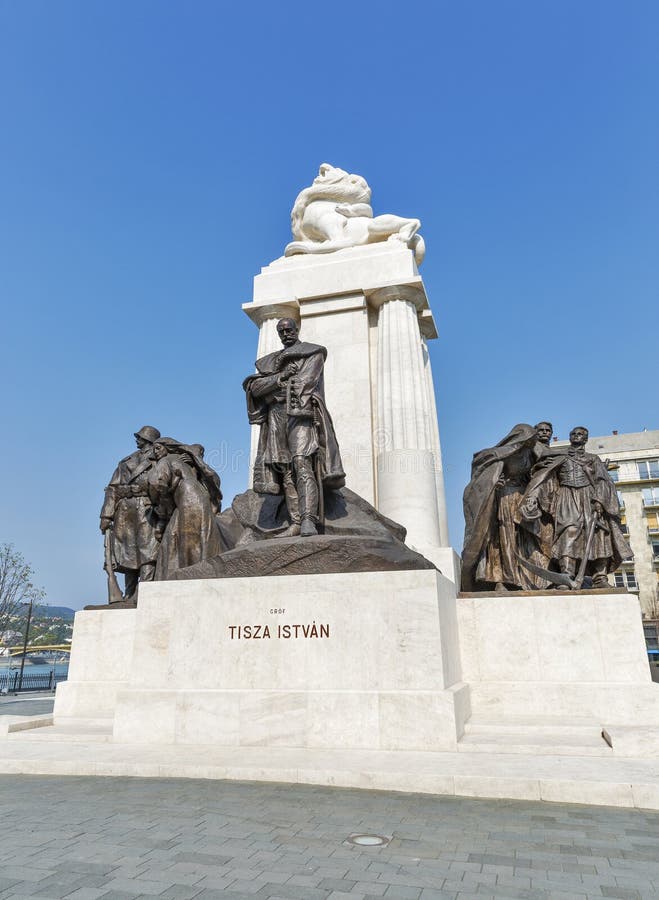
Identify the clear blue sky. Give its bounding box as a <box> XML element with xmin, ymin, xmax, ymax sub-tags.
<box><xmin>1</xmin><ymin>1</ymin><xmax>657</xmax><ymax>609</ymax></box>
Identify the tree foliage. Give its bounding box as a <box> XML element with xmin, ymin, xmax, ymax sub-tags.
<box><xmin>0</xmin><ymin>544</ymin><xmax>45</xmax><ymax>642</ymax></box>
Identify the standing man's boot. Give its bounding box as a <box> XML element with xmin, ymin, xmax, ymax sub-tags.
<box><xmin>591</xmin><ymin>559</ymin><xmax>610</xmax><ymax>588</ymax></box>
<box><xmin>300</xmin><ymin>517</ymin><xmax>318</xmax><ymax>537</ymax></box>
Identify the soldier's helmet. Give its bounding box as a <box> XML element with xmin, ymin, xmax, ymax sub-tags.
<box><xmin>134</xmin><ymin>425</ymin><xmax>161</xmax><ymax>444</ymax></box>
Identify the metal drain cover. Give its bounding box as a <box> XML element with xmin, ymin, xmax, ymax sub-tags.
<box><xmin>345</xmin><ymin>833</ymin><xmax>391</xmax><ymax>847</ymax></box>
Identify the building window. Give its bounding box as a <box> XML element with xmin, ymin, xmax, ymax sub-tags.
<box><xmin>619</xmin><ymin>514</ymin><xmax>628</xmax><ymax>535</ymax></box>
<box><xmin>638</xmin><ymin>459</ymin><xmax>659</xmax><ymax>480</ymax></box>
<box><xmin>617</xmin><ymin>490</ymin><xmax>625</xmax><ymax>510</ymax></box>
<box><xmin>614</xmin><ymin>571</ymin><xmax>638</xmax><ymax>590</ymax></box>
<box><xmin>643</xmin><ymin>622</ymin><xmax>659</xmax><ymax>650</ymax></box>
<box><xmin>643</xmin><ymin>487</ymin><xmax>659</xmax><ymax>508</ymax></box>
<box><xmin>609</xmin><ymin>468</ymin><xmax>619</xmax><ymax>482</ymax></box>
<box><xmin>644</xmin><ymin>624</ymin><xmax>659</xmax><ymax>651</ymax></box>
<box><xmin>652</xmin><ymin>542</ymin><xmax>659</xmax><ymax>561</ymax></box>
<box><xmin>647</xmin><ymin>512</ymin><xmax>659</xmax><ymax>535</ymax></box>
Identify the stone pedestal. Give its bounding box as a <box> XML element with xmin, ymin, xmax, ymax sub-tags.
<box><xmin>242</xmin><ymin>243</ymin><xmax>450</xmax><ymax>550</ymax></box>
<box><xmin>457</xmin><ymin>591</ymin><xmax>659</xmax><ymax>724</ymax></box>
<box><xmin>39</xmin><ymin>583</ymin><xmax>659</xmax><ymax>801</ymax></box>
<box><xmin>54</xmin><ymin>608</ymin><xmax>136</xmax><ymax>719</ymax></box>
<box><xmin>57</xmin><ymin>570</ymin><xmax>469</xmax><ymax>751</ymax></box>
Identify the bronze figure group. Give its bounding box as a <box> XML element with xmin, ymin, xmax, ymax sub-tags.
<box><xmin>101</xmin><ymin>427</ymin><xmax>223</xmax><ymax>602</ymax></box>
<box><xmin>101</xmin><ymin>318</ymin><xmax>349</xmax><ymax>601</ymax></box>
<box><xmin>101</xmin><ymin>319</ymin><xmax>632</xmax><ymax>601</ymax></box>
<box><xmin>462</xmin><ymin>422</ymin><xmax>632</xmax><ymax>592</ymax></box>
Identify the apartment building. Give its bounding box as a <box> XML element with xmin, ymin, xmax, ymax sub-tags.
<box><xmin>580</xmin><ymin>429</ymin><xmax>659</xmax><ymax>618</ymax></box>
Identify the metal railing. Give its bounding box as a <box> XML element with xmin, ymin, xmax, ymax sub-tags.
<box><xmin>0</xmin><ymin>670</ymin><xmax>68</xmax><ymax>693</ymax></box>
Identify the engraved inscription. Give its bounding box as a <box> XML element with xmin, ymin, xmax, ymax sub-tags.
<box><xmin>228</xmin><ymin>621</ymin><xmax>330</xmax><ymax>640</ymax></box>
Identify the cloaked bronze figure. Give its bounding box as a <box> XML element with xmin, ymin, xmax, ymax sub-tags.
<box><xmin>243</xmin><ymin>318</ymin><xmax>345</xmax><ymax>537</ymax></box>
<box><xmin>148</xmin><ymin>438</ymin><xmax>223</xmax><ymax>578</ymax></box>
<box><xmin>100</xmin><ymin>425</ymin><xmax>162</xmax><ymax>602</ymax></box>
<box><xmin>461</xmin><ymin>424</ymin><xmax>545</xmax><ymax>592</ymax></box>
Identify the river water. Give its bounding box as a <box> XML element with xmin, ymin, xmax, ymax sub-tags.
<box><xmin>0</xmin><ymin>659</ymin><xmax>69</xmax><ymax>691</ymax></box>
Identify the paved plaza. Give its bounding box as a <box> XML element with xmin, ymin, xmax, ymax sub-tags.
<box><xmin>0</xmin><ymin>695</ymin><xmax>55</xmax><ymax>718</ymax></box>
<box><xmin>0</xmin><ymin>775</ymin><xmax>659</xmax><ymax>900</ymax></box>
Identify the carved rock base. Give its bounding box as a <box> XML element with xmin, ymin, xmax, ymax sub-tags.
<box><xmin>173</xmin><ymin>534</ymin><xmax>435</xmax><ymax>580</ymax></box>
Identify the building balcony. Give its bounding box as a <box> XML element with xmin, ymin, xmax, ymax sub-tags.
<box><xmin>614</xmin><ymin>475</ymin><xmax>659</xmax><ymax>484</ymax></box>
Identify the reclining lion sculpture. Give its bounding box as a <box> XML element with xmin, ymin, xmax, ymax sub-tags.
<box><xmin>284</xmin><ymin>163</ymin><xmax>425</xmax><ymax>264</ymax></box>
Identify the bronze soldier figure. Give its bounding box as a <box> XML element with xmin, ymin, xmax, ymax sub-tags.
<box><xmin>243</xmin><ymin>318</ymin><xmax>345</xmax><ymax>537</ymax></box>
<box><xmin>100</xmin><ymin>425</ymin><xmax>162</xmax><ymax>601</ymax></box>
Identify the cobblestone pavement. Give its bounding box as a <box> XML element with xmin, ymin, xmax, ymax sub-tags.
<box><xmin>0</xmin><ymin>695</ymin><xmax>55</xmax><ymax>717</ymax></box>
<box><xmin>1</xmin><ymin>776</ymin><xmax>659</xmax><ymax>900</ymax></box>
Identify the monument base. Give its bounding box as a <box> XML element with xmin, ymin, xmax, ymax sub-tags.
<box><xmin>58</xmin><ymin>570</ymin><xmax>469</xmax><ymax>753</ymax></box>
<box><xmin>5</xmin><ymin>573</ymin><xmax>659</xmax><ymax>809</ymax></box>
<box><xmin>54</xmin><ymin>606</ymin><xmax>136</xmax><ymax>718</ymax></box>
<box><xmin>457</xmin><ymin>591</ymin><xmax>659</xmax><ymax>725</ymax></box>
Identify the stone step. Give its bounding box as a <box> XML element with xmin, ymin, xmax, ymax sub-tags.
<box><xmin>465</xmin><ymin>715</ymin><xmax>602</xmax><ymax>736</ymax></box>
<box><xmin>603</xmin><ymin>726</ymin><xmax>659</xmax><ymax>757</ymax></box>
<box><xmin>458</xmin><ymin>730</ymin><xmax>611</xmax><ymax>757</ymax></box>
<box><xmin>54</xmin><ymin>717</ymin><xmax>114</xmax><ymax>729</ymax></box>
<box><xmin>9</xmin><ymin>718</ymin><xmax>113</xmax><ymax>743</ymax></box>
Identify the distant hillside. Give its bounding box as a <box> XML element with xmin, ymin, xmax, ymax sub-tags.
<box><xmin>36</xmin><ymin>605</ymin><xmax>76</xmax><ymax>621</ymax></box>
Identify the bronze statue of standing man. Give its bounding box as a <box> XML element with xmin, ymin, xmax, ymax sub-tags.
<box><xmin>243</xmin><ymin>318</ymin><xmax>345</xmax><ymax>537</ymax></box>
<box><xmin>520</xmin><ymin>425</ymin><xmax>632</xmax><ymax>587</ymax></box>
<box><xmin>100</xmin><ymin>425</ymin><xmax>162</xmax><ymax>602</ymax></box>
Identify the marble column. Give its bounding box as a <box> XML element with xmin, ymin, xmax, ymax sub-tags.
<box><xmin>373</xmin><ymin>286</ymin><xmax>446</xmax><ymax>550</ymax></box>
<box><xmin>299</xmin><ymin>293</ymin><xmax>375</xmax><ymax>503</ymax></box>
<box><xmin>419</xmin><ymin>323</ymin><xmax>450</xmax><ymax>546</ymax></box>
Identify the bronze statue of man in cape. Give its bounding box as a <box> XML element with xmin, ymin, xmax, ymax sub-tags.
<box><xmin>243</xmin><ymin>318</ymin><xmax>345</xmax><ymax>537</ymax></box>
<box><xmin>519</xmin><ymin>425</ymin><xmax>632</xmax><ymax>587</ymax></box>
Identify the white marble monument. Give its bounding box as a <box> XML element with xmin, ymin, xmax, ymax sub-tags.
<box><xmin>242</xmin><ymin>164</ymin><xmax>451</xmax><ymax>574</ymax></box>
<box><xmin>4</xmin><ymin>164</ymin><xmax>659</xmax><ymax>810</ymax></box>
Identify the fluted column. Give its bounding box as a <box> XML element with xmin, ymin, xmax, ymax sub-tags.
<box><xmin>254</xmin><ymin>315</ymin><xmax>283</xmax><ymax>358</ymax></box>
<box><xmin>373</xmin><ymin>286</ymin><xmax>443</xmax><ymax>549</ymax></box>
<box><xmin>419</xmin><ymin>329</ymin><xmax>450</xmax><ymax>545</ymax></box>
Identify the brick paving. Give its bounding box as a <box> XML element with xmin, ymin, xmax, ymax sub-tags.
<box><xmin>0</xmin><ymin>776</ymin><xmax>658</xmax><ymax>899</ymax></box>
<box><xmin>0</xmin><ymin>695</ymin><xmax>55</xmax><ymax>717</ymax></box>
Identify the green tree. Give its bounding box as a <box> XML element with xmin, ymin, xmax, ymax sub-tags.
<box><xmin>0</xmin><ymin>544</ymin><xmax>45</xmax><ymax>644</ymax></box>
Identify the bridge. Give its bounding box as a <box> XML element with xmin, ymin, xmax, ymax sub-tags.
<box><xmin>5</xmin><ymin>645</ymin><xmax>71</xmax><ymax>657</ymax></box>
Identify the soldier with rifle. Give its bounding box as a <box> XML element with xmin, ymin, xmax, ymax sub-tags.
<box><xmin>100</xmin><ymin>425</ymin><xmax>162</xmax><ymax>603</ymax></box>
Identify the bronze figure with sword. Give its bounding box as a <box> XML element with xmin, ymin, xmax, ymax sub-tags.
<box><xmin>516</xmin><ymin>426</ymin><xmax>632</xmax><ymax>590</ymax></box>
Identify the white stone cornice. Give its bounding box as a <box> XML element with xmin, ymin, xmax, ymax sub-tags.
<box><xmin>418</xmin><ymin>309</ymin><xmax>438</xmax><ymax>340</ymax></box>
<box><xmin>241</xmin><ymin>299</ymin><xmax>300</xmax><ymax>328</ymax></box>
<box><xmin>367</xmin><ymin>282</ymin><xmax>427</xmax><ymax>312</ymax></box>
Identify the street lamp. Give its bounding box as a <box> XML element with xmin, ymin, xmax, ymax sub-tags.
<box><xmin>17</xmin><ymin>598</ymin><xmax>33</xmax><ymax>693</ymax></box>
